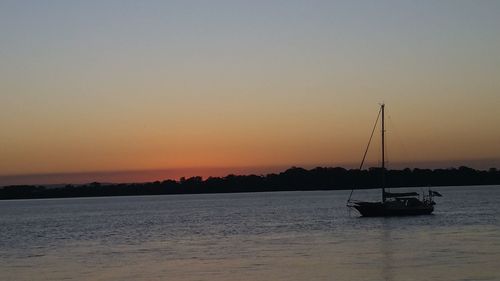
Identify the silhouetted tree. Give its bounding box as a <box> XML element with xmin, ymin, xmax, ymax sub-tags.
<box><xmin>1</xmin><ymin>166</ymin><xmax>499</xmax><ymax>200</ymax></box>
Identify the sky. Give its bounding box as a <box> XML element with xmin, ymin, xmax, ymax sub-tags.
<box><xmin>1</xmin><ymin>1</ymin><xmax>499</xmax><ymax>185</ymax></box>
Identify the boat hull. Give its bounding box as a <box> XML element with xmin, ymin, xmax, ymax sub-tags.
<box><xmin>352</xmin><ymin>201</ymin><xmax>434</xmax><ymax>217</ymax></box>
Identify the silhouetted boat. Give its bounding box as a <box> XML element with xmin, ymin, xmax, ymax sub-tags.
<box><xmin>347</xmin><ymin>104</ymin><xmax>441</xmax><ymax>217</ymax></box>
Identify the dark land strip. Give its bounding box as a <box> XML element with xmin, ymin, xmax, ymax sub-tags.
<box><xmin>1</xmin><ymin>166</ymin><xmax>499</xmax><ymax>200</ymax></box>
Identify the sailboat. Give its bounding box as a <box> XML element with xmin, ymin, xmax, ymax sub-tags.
<box><xmin>347</xmin><ymin>104</ymin><xmax>440</xmax><ymax>217</ymax></box>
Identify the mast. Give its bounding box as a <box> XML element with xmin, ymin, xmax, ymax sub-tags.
<box><xmin>381</xmin><ymin>103</ymin><xmax>386</xmax><ymax>202</ymax></box>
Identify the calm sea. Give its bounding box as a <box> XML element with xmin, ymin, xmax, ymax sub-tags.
<box><xmin>1</xmin><ymin>186</ymin><xmax>499</xmax><ymax>281</ymax></box>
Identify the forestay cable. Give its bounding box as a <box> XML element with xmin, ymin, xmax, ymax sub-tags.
<box><xmin>347</xmin><ymin>107</ymin><xmax>381</xmax><ymax>202</ymax></box>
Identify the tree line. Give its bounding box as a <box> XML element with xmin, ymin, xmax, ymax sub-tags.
<box><xmin>1</xmin><ymin>166</ymin><xmax>499</xmax><ymax>200</ymax></box>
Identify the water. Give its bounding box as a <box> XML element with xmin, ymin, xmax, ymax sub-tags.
<box><xmin>1</xmin><ymin>186</ymin><xmax>499</xmax><ymax>281</ymax></box>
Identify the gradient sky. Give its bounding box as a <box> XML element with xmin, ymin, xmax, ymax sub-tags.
<box><xmin>1</xmin><ymin>1</ymin><xmax>499</xmax><ymax>185</ymax></box>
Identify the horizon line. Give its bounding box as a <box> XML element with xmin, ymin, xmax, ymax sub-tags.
<box><xmin>1</xmin><ymin>158</ymin><xmax>499</xmax><ymax>187</ymax></box>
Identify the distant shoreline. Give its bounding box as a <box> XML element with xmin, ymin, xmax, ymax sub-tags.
<box><xmin>1</xmin><ymin>166</ymin><xmax>499</xmax><ymax>200</ymax></box>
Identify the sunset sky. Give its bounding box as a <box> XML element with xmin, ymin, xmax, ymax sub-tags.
<box><xmin>1</xmin><ymin>1</ymin><xmax>499</xmax><ymax>185</ymax></box>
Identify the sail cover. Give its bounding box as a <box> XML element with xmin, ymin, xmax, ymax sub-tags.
<box><xmin>430</xmin><ymin>190</ymin><xmax>443</xmax><ymax>197</ymax></box>
<box><xmin>384</xmin><ymin>191</ymin><xmax>419</xmax><ymax>198</ymax></box>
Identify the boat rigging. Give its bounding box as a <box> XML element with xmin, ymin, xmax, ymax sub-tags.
<box><xmin>347</xmin><ymin>104</ymin><xmax>441</xmax><ymax>217</ymax></box>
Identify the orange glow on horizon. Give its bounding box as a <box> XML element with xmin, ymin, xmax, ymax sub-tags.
<box><xmin>1</xmin><ymin>1</ymin><xmax>499</xmax><ymax>184</ymax></box>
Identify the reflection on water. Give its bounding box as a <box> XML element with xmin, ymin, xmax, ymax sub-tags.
<box><xmin>381</xmin><ymin>220</ymin><xmax>394</xmax><ymax>281</ymax></box>
<box><xmin>1</xmin><ymin>186</ymin><xmax>499</xmax><ymax>281</ymax></box>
